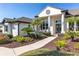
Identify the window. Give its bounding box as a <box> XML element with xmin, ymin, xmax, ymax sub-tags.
<box><xmin>40</xmin><ymin>20</ymin><xmax>48</xmax><ymax>30</ymax></box>
<box><xmin>5</xmin><ymin>25</ymin><xmax>8</xmax><ymax>32</ymax></box>
<box><xmin>0</xmin><ymin>26</ymin><xmax>2</xmax><ymax>28</ymax></box>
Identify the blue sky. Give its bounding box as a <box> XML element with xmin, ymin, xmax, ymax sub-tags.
<box><xmin>0</xmin><ymin>3</ymin><xmax>79</xmax><ymax>21</ymax></box>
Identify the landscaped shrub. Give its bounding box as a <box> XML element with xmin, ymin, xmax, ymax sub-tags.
<box><xmin>0</xmin><ymin>34</ymin><xmax>9</xmax><ymax>40</ymax></box>
<box><xmin>6</xmin><ymin>34</ymin><xmax>13</xmax><ymax>39</ymax></box>
<box><xmin>67</xmin><ymin>31</ymin><xmax>79</xmax><ymax>42</ymax></box>
<box><xmin>42</xmin><ymin>32</ymin><xmax>51</xmax><ymax>36</ymax></box>
<box><xmin>25</xmin><ymin>37</ymin><xmax>33</xmax><ymax>42</ymax></box>
<box><xmin>12</xmin><ymin>36</ymin><xmax>33</xmax><ymax>43</ymax></box>
<box><xmin>75</xmin><ymin>31</ymin><xmax>79</xmax><ymax>37</ymax></box>
<box><xmin>0</xmin><ymin>34</ymin><xmax>10</xmax><ymax>44</ymax></box>
<box><xmin>28</xmin><ymin>32</ymin><xmax>37</xmax><ymax>38</ymax></box>
<box><xmin>36</xmin><ymin>32</ymin><xmax>47</xmax><ymax>39</ymax></box>
<box><xmin>63</xmin><ymin>32</ymin><xmax>70</xmax><ymax>39</ymax></box>
<box><xmin>54</xmin><ymin>40</ymin><xmax>66</xmax><ymax>50</ymax></box>
<box><xmin>29</xmin><ymin>32</ymin><xmax>47</xmax><ymax>39</ymax></box>
<box><xmin>13</xmin><ymin>36</ymin><xmax>26</xmax><ymax>42</ymax></box>
<box><xmin>21</xmin><ymin>27</ymin><xmax>33</xmax><ymax>36</ymax></box>
<box><xmin>68</xmin><ymin>31</ymin><xmax>77</xmax><ymax>41</ymax></box>
<box><xmin>64</xmin><ymin>31</ymin><xmax>77</xmax><ymax>41</ymax></box>
<box><xmin>73</xmin><ymin>43</ymin><xmax>79</xmax><ymax>49</ymax></box>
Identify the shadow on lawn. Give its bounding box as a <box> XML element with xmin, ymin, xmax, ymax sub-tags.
<box><xmin>20</xmin><ymin>48</ymin><xmax>74</xmax><ymax>56</ymax></box>
<box><xmin>36</xmin><ymin>50</ymin><xmax>74</xmax><ymax>56</ymax></box>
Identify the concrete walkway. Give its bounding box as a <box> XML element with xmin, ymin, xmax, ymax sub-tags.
<box><xmin>0</xmin><ymin>36</ymin><xmax>57</xmax><ymax>56</ymax></box>
<box><xmin>0</xmin><ymin>47</ymin><xmax>15</xmax><ymax>56</ymax></box>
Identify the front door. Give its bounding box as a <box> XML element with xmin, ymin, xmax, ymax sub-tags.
<box><xmin>55</xmin><ymin>20</ymin><xmax>61</xmax><ymax>33</ymax></box>
<box><xmin>56</xmin><ymin>24</ymin><xmax>61</xmax><ymax>33</ymax></box>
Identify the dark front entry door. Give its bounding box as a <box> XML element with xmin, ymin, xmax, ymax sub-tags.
<box><xmin>56</xmin><ymin>24</ymin><xmax>61</xmax><ymax>33</ymax></box>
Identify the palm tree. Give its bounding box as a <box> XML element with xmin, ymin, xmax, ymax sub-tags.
<box><xmin>65</xmin><ymin>16</ymin><xmax>75</xmax><ymax>23</ymax></box>
<box><xmin>65</xmin><ymin>16</ymin><xmax>76</xmax><ymax>31</ymax></box>
<box><xmin>65</xmin><ymin>16</ymin><xmax>79</xmax><ymax>30</ymax></box>
<box><xmin>31</xmin><ymin>17</ymin><xmax>45</xmax><ymax>31</ymax></box>
<box><xmin>65</xmin><ymin>16</ymin><xmax>79</xmax><ymax>41</ymax></box>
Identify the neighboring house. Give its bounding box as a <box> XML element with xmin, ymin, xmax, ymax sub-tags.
<box><xmin>0</xmin><ymin>17</ymin><xmax>32</xmax><ymax>36</ymax></box>
<box><xmin>36</xmin><ymin>6</ymin><xmax>79</xmax><ymax>35</ymax></box>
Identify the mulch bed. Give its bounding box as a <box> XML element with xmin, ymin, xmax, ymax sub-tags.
<box><xmin>42</xmin><ymin>35</ymin><xmax>64</xmax><ymax>50</ymax></box>
<box><xmin>0</xmin><ymin>39</ymin><xmax>39</xmax><ymax>48</ymax></box>
<box><xmin>42</xmin><ymin>35</ymin><xmax>79</xmax><ymax>54</ymax></box>
<box><xmin>63</xmin><ymin>41</ymin><xmax>79</xmax><ymax>53</ymax></box>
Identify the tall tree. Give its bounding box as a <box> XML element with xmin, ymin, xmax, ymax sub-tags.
<box><xmin>65</xmin><ymin>16</ymin><xmax>76</xmax><ymax>31</ymax></box>
<box><xmin>31</xmin><ymin>17</ymin><xmax>45</xmax><ymax>31</ymax></box>
<box><xmin>65</xmin><ymin>16</ymin><xmax>75</xmax><ymax>24</ymax></box>
<box><xmin>65</xmin><ymin>16</ymin><xmax>79</xmax><ymax>30</ymax></box>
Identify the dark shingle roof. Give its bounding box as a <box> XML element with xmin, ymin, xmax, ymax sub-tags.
<box><xmin>16</xmin><ymin>17</ymin><xmax>32</xmax><ymax>22</ymax></box>
<box><xmin>67</xmin><ymin>9</ymin><xmax>79</xmax><ymax>16</ymax></box>
<box><xmin>2</xmin><ymin>17</ymin><xmax>32</xmax><ymax>23</ymax></box>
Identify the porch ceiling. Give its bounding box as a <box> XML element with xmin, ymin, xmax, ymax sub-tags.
<box><xmin>38</xmin><ymin>14</ymin><xmax>62</xmax><ymax>20</ymax></box>
<box><xmin>51</xmin><ymin>14</ymin><xmax>61</xmax><ymax>20</ymax></box>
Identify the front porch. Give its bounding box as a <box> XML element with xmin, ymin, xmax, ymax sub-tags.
<box><xmin>38</xmin><ymin>13</ymin><xmax>65</xmax><ymax>35</ymax></box>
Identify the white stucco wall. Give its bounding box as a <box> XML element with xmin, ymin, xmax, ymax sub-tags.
<box><xmin>8</xmin><ymin>23</ymin><xmax>12</xmax><ymax>34</ymax></box>
<box><xmin>12</xmin><ymin>23</ymin><xmax>19</xmax><ymax>36</ymax></box>
<box><xmin>38</xmin><ymin>6</ymin><xmax>62</xmax><ymax>17</ymax></box>
<box><xmin>3</xmin><ymin>23</ymin><xmax>30</xmax><ymax>36</ymax></box>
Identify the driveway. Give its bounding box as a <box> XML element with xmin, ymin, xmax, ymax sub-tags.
<box><xmin>0</xmin><ymin>36</ymin><xmax>57</xmax><ymax>56</ymax></box>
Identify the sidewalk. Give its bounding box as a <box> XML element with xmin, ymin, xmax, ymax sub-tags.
<box><xmin>0</xmin><ymin>47</ymin><xmax>15</xmax><ymax>56</ymax></box>
<box><xmin>14</xmin><ymin>36</ymin><xmax>57</xmax><ymax>55</ymax></box>
<box><xmin>0</xmin><ymin>36</ymin><xmax>57</xmax><ymax>56</ymax></box>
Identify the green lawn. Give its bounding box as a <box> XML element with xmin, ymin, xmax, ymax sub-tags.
<box><xmin>20</xmin><ymin>48</ymin><xmax>74</xmax><ymax>56</ymax></box>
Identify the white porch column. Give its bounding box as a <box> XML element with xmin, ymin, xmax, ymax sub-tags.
<box><xmin>48</xmin><ymin>16</ymin><xmax>51</xmax><ymax>28</ymax></box>
<box><xmin>48</xmin><ymin>16</ymin><xmax>54</xmax><ymax>35</ymax></box>
<box><xmin>74</xmin><ymin>21</ymin><xmax>77</xmax><ymax>31</ymax></box>
<box><xmin>48</xmin><ymin>16</ymin><xmax>51</xmax><ymax>32</ymax></box>
<box><xmin>61</xmin><ymin>13</ymin><xmax>65</xmax><ymax>33</ymax></box>
<box><xmin>67</xmin><ymin>22</ymin><xmax>69</xmax><ymax>32</ymax></box>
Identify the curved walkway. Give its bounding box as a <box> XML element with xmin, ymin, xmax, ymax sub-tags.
<box><xmin>0</xmin><ymin>36</ymin><xmax>57</xmax><ymax>56</ymax></box>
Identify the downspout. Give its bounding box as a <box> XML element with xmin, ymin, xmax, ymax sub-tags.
<box><xmin>10</xmin><ymin>23</ymin><xmax>12</xmax><ymax>35</ymax></box>
<box><xmin>18</xmin><ymin>23</ymin><xmax>20</xmax><ymax>36</ymax></box>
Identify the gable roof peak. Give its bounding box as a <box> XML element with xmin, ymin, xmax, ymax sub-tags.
<box><xmin>45</xmin><ymin>5</ymin><xmax>63</xmax><ymax>10</ymax></box>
